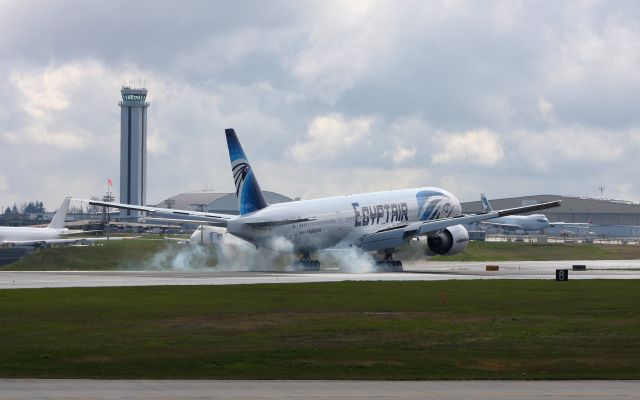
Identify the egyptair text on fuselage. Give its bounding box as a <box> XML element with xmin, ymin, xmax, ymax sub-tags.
<box><xmin>352</xmin><ymin>202</ymin><xmax>409</xmax><ymax>227</ymax></box>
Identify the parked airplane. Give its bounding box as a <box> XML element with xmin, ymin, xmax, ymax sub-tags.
<box><xmin>83</xmin><ymin>129</ymin><xmax>560</xmax><ymax>270</ymax></box>
<box><xmin>478</xmin><ymin>193</ymin><xmax>551</xmax><ymax>233</ymax></box>
<box><xmin>189</xmin><ymin>225</ymin><xmax>226</xmax><ymax>245</ymax></box>
<box><xmin>0</xmin><ymin>198</ymin><xmax>102</xmax><ymax>246</ymax></box>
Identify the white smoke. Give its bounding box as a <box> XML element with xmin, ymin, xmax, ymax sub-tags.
<box><xmin>214</xmin><ymin>234</ymin><xmax>297</xmax><ymax>271</ymax></box>
<box><xmin>138</xmin><ymin>242</ymin><xmax>215</xmax><ymax>271</ymax></box>
<box><xmin>136</xmin><ymin>234</ymin><xmax>381</xmax><ymax>272</ymax></box>
<box><xmin>318</xmin><ymin>247</ymin><xmax>376</xmax><ymax>273</ymax></box>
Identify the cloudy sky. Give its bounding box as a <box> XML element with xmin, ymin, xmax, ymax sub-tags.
<box><xmin>1</xmin><ymin>0</ymin><xmax>640</xmax><ymax>211</ymax></box>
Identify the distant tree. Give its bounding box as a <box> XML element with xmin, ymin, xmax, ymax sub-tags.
<box><xmin>23</xmin><ymin>201</ymin><xmax>46</xmax><ymax>214</ymax></box>
<box><xmin>11</xmin><ymin>204</ymin><xmax>18</xmax><ymax>214</ymax></box>
<box><xmin>3</xmin><ymin>207</ymin><xmax>10</xmax><ymax>215</ymax></box>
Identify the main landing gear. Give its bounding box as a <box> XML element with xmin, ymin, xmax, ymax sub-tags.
<box><xmin>375</xmin><ymin>248</ymin><xmax>403</xmax><ymax>272</ymax></box>
<box><xmin>295</xmin><ymin>253</ymin><xmax>321</xmax><ymax>271</ymax></box>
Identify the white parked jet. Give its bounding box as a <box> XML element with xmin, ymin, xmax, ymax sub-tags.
<box><xmin>83</xmin><ymin>129</ymin><xmax>560</xmax><ymax>270</ymax></box>
<box><xmin>0</xmin><ymin>198</ymin><xmax>99</xmax><ymax>246</ymax></box>
<box><xmin>478</xmin><ymin>194</ymin><xmax>551</xmax><ymax>233</ymax></box>
<box><xmin>189</xmin><ymin>225</ymin><xmax>226</xmax><ymax>245</ymax></box>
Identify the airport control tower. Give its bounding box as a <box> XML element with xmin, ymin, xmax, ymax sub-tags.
<box><xmin>119</xmin><ymin>85</ymin><xmax>149</xmax><ymax>220</ymax></box>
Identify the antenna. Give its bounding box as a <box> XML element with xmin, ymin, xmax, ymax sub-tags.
<box><xmin>598</xmin><ymin>185</ymin><xmax>605</xmax><ymax>198</ymax></box>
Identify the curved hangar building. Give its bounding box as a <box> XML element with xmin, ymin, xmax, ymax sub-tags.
<box><xmin>155</xmin><ymin>191</ymin><xmax>292</xmax><ymax>215</ymax></box>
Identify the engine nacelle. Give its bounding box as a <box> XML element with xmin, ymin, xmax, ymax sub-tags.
<box><xmin>425</xmin><ymin>224</ymin><xmax>469</xmax><ymax>256</ymax></box>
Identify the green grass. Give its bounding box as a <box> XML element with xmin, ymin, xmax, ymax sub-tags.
<box><xmin>2</xmin><ymin>239</ymin><xmax>217</xmax><ymax>271</ymax></box>
<box><xmin>4</xmin><ymin>240</ymin><xmax>640</xmax><ymax>271</ymax></box>
<box><xmin>1</xmin><ymin>281</ymin><xmax>639</xmax><ymax>379</ymax></box>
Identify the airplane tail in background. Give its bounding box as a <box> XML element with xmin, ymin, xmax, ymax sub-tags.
<box><xmin>225</xmin><ymin>128</ymin><xmax>268</xmax><ymax>215</ymax></box>
<box><xmin>481</xmin><ymin>193</ymin><xmax>493</xmax><ymax>213</ymax></box>
<box><xmin>47</xmin><ymin>197</ymin><xmax>71</xmax><ymax>229</ymax></box>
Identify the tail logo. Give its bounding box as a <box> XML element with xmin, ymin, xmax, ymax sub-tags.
<box><xmin>232</xmin><ymin>162</ymin><xmax>250</xmax><ymax>196</ymax></box>
<box><xmin>225</xmin><ymin>128</ymin><xmax>268</xmax><ymax>215</ymax></box>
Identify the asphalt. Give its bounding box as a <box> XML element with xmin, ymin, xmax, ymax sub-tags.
<box><xmin>1</xmin><ymin>259</ymin><xmax>639</xmax><ymax>289</ymax></box>
<box><xmin>1</xmin><ymin>379</ymin><xmax>639</xmax><ymax>399</ymax></box>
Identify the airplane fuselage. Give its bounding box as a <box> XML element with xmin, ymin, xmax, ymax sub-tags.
<box><xmin>0</xmin><ymin>227</ymin><xmax>69</xmax><ymax>244</ymax></box>
<box><xmin>227</xmin><ymin>187</ymin><xmax>462</xmax><ymax>252</ymax></box>
<box><xmin>483</xmin><ymin>214</ymin><xmax>550</xmax><ymax>232</ymax></box>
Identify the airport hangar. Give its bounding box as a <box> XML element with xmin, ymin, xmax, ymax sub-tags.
<box><xmin>155</xmin><ymin>190</ymin><xmax>292</xmax><ymax>215</ymax></box>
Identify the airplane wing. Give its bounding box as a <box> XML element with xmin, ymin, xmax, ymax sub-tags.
<box><xmin>76</xmin><ymin>199</ymin><xmax>235</xmax><ymax>225</ymax></box>
<box><xmin>1</xmin><ymin>236</ymin><xmax>139</xmax><ymax>247</ymax></box>
<box><xmin>142</xmin><ymin>216</ymin><xmax>225</xmax><ymax>226</ymax></box>
<box><xmin>359</xmin><ymin>200</ymin><xmax>561</xmax><ymax>251</ymax></box>
<box><xmin>243</xmin><ymin>217</ymin><xmax>316</xmax><ymax>228</ymax></box>
<box><xmin>60</xmin><ymin>229</ymin><xmax>105</xmax><ymax>236</ymax></box>
<box><xmin>550</xmin><ymin>222</ymin><xmax>590</xmax><ymax>227</ymax></box>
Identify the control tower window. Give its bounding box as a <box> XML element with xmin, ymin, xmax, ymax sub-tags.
<box><xmin>122</xmin><ymin>94</ymin><xmax>146</xmax><ymax>101</ymax></box>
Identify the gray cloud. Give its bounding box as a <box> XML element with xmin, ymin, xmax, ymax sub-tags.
<box><xmin>1</xmin><ymin>0</ymin><xmax>640</xmax><ymax>211</ymax></box>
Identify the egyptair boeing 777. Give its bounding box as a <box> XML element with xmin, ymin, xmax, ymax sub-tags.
<box><xmin>83</xmin><ymin>129</ymin><xmax>560</xmax><ymax>270</ymax></box>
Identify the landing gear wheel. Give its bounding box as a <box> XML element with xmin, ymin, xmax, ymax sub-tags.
<box><xmin>375</xmin><ymin>249</ymin><xmax>403</xmax><ymax>272</ymax></box>
<box><xmin>295</xmin><ymin>255</ymin><xmax>321</xmax><ymax>271</ymax></box>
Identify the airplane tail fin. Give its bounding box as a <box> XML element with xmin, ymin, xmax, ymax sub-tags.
<box><xmin>481</xmin><ymin>193</ymin><xmax>493</xmax><ymax>213</ymax></box>
<box><xmin>225</xmin><ymin>128</ymin><xmax>268</xmax><ymax>215</ymax></box>
<box><xmin>48</xmin><ymin>197</ymin><xmax>71</xmax><ymax>229</ymax></box>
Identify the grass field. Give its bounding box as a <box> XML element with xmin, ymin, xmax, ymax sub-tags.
<box><xmin>2</xmin><ymin>239</ymin><xmax>217</xmax><ymax>271</ymax></box>
<box><xmin>1</xmin><ymin>280</ymin><xmax>639</xmax><ymax>379</ymax></box>
<box><xmin>3</xmin><ymin>239</ymin><xmax>640</xmax><ymax>271</ymax></box>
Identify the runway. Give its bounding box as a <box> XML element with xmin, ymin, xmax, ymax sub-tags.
<box><xmin>1</xmin><ymin>260</ymin><xmax>639</xmax><ymax>289</ymax></box>
<box><xmin>1</xmin><ymin>379</ymin><xmax>639</xmax><ymax>399</ymax></box>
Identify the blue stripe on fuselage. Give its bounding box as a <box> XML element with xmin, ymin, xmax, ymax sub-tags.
<box><xmin>416</xmin><ymin>190</ymin><xmax>446</xmax><ymax>221</ymax></box>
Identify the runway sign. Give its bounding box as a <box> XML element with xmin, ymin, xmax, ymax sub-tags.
<box><xmin>556</xmin><ymin>269</ymin><xmax>569</xmax><ymax>281</ymax></box>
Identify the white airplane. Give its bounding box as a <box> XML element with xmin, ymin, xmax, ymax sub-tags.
<box><xmin>189</xmin><ymin>225</ymin><xmax>226</xmax><ymax>245</ymax></box>
<box><xmin>83</xmin><ymin>129</ymin><xmax>560</xmax><ymax>270</ymax></box>
<box><xmin>478</xmin><ymin>194</ymin><xmax>551</xmax><ymax>233</ymax></box>
<box><xmin>0</xmin><ymin>198</ymin><xmax>101</xmax><ymax>246</ymax></box>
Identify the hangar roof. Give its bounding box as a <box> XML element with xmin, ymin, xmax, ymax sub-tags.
<box><xmin>155</xmin><ymin>191</ymin><xmax>292</xmax><ymax>213</ymax></box>
<box><xmin>154</xmin><ymin>192</ymin><xmax>228</xmax><ymax>211</ymax></box>
<box><xmin>462</xmin><ymin>195</ymin><xmax>640</xmax><ymax>214</ymax></box>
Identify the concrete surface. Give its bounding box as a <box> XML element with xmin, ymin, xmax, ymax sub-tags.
<box><xmin>1</xmin><ymin>379</ymin><xmax>639</xmax><ymax>399</ymax></box>
<box><xmin>1</xmin><ymin>260</ymin><xmax>639</xmax><ymax>289</ymax></box>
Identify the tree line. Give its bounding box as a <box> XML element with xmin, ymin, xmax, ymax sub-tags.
<box><xmin>3</xmin><ymin>201</ymin><xmax>46</xmax><ymax>215</ymax></box>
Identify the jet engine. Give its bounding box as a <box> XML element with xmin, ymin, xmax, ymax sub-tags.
<box><xmin>425</xmin><ymin>224</ymin><xmax>469</xmax><ymax>256</ymax></box>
